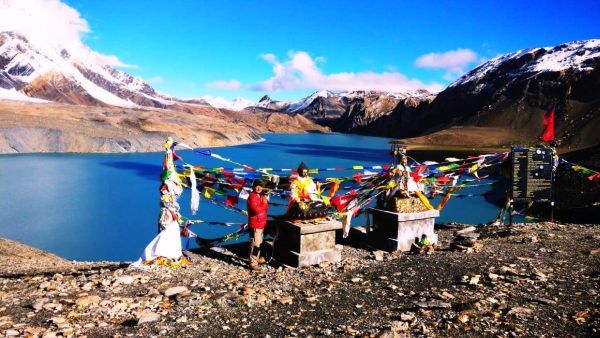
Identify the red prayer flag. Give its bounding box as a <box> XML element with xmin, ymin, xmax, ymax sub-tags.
<box><xmin>436</xmin><ymin>176</ymin><xmax>451</xmax><ymax>185</ymax></box>
<box><xmin>542</xmin><ymin>108</ymin><xmax>555</xmax><ymax>142</ymax></box>
<box><xmin>331</xmin><ymin>192</ymin><xmax>357</xmax><ymax>212</ymax></box>
<box><xmin>588</xmin><ymin>173</ymin><xmax>600</xmax><ymax>181</ymax></box>
<box><xmin>225</xmin><ymin>194</ymin><xmax>239</xmax><ymax>207</ymax></box>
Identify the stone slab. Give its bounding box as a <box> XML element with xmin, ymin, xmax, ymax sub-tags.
<box><xmin>278</xmin><ymin>219</ymin><xmax>343</xmax><ymax>234</ymax></box>
<box><xmin>272</xmin><ymin>219</ymin><xmax>343</xmax><ymax>267</ymax></box>
<box><xmin>367</xmin><ymin>208</ymin><xmax>439</xmax><ymax>252</ymax></box>
<box><xmin>280</xmin><ymin>248</ymin><xmax>342</xmax><ymax>267</ymax></box>
<box><xmin>369</xmin><ymin>208</ymin><xmax>440</xmax><ymax>222</ymax></box>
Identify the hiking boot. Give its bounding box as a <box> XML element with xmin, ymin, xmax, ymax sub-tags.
<box><xmin>257</xmin><ymin>257</ymin><xmax>266</xmax><ymax>264</ymax></box>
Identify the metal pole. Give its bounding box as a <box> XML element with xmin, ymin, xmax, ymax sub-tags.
<box><xmin>509</xmin><ymin>199</ymin><xmax>513</xmax><ymax>226</ymax></box>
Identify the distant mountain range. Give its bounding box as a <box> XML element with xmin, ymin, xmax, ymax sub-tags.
<box><xmin>0</xmin><ymin>31</ymin><xmax>327</xmax><ymax>153</ymax></box>
<box><xmin>1</xmin><ymin>29</ymin><xmax>598</xmax><ymax>152</ymax></box>
<box><xmin>249</xmin><ymin>40</ymin><xmax>600</xmax><ymax>151</ymax></box>
<box><xmin>352</xmin><ymin>39</ymin><xmax>600</xmax><ymax>150</ymax></box>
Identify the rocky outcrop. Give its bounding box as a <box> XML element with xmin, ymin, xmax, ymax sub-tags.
<box><xmin>333</xmin><ymin>92</ymin><xmax>433</xmax><ymax>133</ymax></box>
<box><xmin>20</xmin><ymin>72</ymin><xmax>106</xmax><ymax>106</ymax></box>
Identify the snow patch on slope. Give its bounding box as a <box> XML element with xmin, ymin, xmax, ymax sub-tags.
<box><xmin>451</xmin><ymin>39</ymin><xmax>600</xmax><ymax>88</ymax></box>
<box><xmin>0</xmin><ymin>87</ymin><xmax>49</xmax><ymax>102</ymax></box>
<box><xmin>531</xmin><ymin>39</ymin><xmax>600</xmax><ymax>72</ymax></box>
<box><xmin>199</xmin><ymin>96</ymin><xmax>255</xmax><ymax>111</ymax></box>
<box><xmin>0</xmin><ymin>32</ymin><xmax>148</xmax><ymax>107</ymax></box>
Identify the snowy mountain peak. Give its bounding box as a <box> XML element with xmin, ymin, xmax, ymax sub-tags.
<box><xmin>0</xmin><ymin>30</ymin><xmax>168</xmax><ymax>107</ymax></box>
<box><xmin>259</xmin><ymin>95</ymin><xmax>272</xmax><ymax>103</ymax></box>
<box><xmin>198</xmin><ymin>96</ymin><xmax>255</xmax><ymax>111</ymax></box>
<box><xmin>451</xmin><ymin>39</ymin><xmax>600</xmax><ymax>88</ymax></box>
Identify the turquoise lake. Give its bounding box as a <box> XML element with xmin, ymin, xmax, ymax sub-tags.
<box><xmin>0</xmin><ymin>133</ymin><xmax>506</xmax><ymax>261</ymax></box>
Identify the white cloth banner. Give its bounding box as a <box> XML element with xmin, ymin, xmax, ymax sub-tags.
<box><xmin>131</xmin><ymin>220</ymin><xmax>183</xmax><ymax>266</ymax></box>
<box><xmin>189</xmin><ymin>165</ymin><xmax>199</xmax><ymax>215</ymax></box>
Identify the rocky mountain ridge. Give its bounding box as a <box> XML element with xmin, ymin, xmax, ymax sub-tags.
<box><xmin>331</xmin><ymin>39</ymin><xmax>600</xmax><ymax>150</ymax></box>
<box><xmin>2</xmin><ymin>30</ymin><xmax>598</xmax><ymax>152</ymax></box>
<box><xmin>251</xmin><ymin>90</ymin><xmax>435</xmax><ymax>127</ymax></box>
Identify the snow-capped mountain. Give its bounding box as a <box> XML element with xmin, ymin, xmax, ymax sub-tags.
<box><xmin>195</xmin><ymin>96</ymin><xmax>255</xmax><ymax>111</ymax></box>
<box><xmin>337</xmin><ymin>39</ymin><xmax>600</xmax><ymax>150</ymax></box>
<box><xmin>250</xmin><ymin>90</ymin><xmax>434</xmax><ymax>127</ymax></box>
<box><xmin>0</xmin><ymin>31</ymin><xmax>174</xmax><ymax>107</ymax></box>
<box><xmin>451</xmin><ymin>39</ymin><xmax>600</xmax><ymax>92</ymax></box>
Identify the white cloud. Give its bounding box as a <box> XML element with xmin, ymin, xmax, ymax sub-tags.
<box><xmin>414</xmin><ymin>48</ymin><xmax>479</xmax><ymax>80</ymax></box>
<box><xmin>414</xmin><ymin>48</ymin><xmax>478</xmax><ymax>70</ymax></box>
<box><xmin>249</xmin><ymin>51</ymin><xmax>443</xmax><ymax>93</ymax></box>
<box><xmin>207</xmin><ymin>79</ymin><xmax>242</xmax><ymax>90</ymax></box>
<box><xmin>0</xmin><ymin>0</ymin><xmax>134</xmax><ymax>68</ymax></box>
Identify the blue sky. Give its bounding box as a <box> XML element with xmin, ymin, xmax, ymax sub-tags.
<box><xmin>50</xmin><ymin>1</ymin><xmax>600</xmax><ymax>100</ymax></box>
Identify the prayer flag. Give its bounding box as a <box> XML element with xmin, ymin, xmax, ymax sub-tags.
<box><xmin>542</xmin><ymin>108</ymin><xmax>555</xmax><ymax>142</ymax></box>
<box><xmin>238</xmin><ymin>189</ymin><xmax>250</xmax><ymax>200</ymax></box>
<box><xmin>437</xmin><ymin>187</ymin><xmax>454</xmax><ymax>210</ymax></box>
<box><xmin>588</xmin><ymin>173</ymin><xmax>600</xmax><ymax>181</ymax></box>
<box><xmin>226</xmin><ymin>194</ymin><xmax>239</xmax><ymax>207</ymax></box>
<box><xmin>353</xmin><ymin>173</ymin><xmax>363</xmax><ymax>182</ymax></box>
<box><xmin>436</xmin><ymin>176</ymin><xmax>451</xmax><ymax>185</ymax></box>
<box><xmin>331</xmin><ymin>193</ymin><xmax>356</xmax><ymax>212</ymax></box>
<box><xmin>204</xmin><ymin>187</ymin><xmax>215</xmax><ymax>199</ymax></box>
<box><xmin>329</xmin><ymin>179</ymin><xmax>340</xmax><ymax>197</ymax></box>
<box><xmin>415</xmin><ymin>191</ymin><xmax>434</xmax><ymax>210</ymax></box>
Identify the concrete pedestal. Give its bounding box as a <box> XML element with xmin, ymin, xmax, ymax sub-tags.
<box><xmin>273</xmin><ymin>219</ymin><xmax>342</xmax><ymax>267</ymax></box>
<box><xmin>367</xmin><ymin>208</ymin><xmax>439</xmax><ymax>252</ymax></box>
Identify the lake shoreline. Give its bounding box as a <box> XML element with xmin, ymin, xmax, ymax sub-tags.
<box><xmin>0</xmin><ymin>222</ymin><xmax>598</xmax><ymax>337</ymax></box>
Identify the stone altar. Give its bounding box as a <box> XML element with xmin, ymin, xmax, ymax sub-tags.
<box><xmin>272</xmin><ymin>219</ymin><xmax>342</xmax><ymax>267</ymax></box>
<box><xmin>367</xmin><ymin>208</ymin><xmax>439</xmax><ymax>252</ymax></box>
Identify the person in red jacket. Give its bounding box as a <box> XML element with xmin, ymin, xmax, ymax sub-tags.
<box><xmin>247</xmin><ymin>180</ymin><xmax>269</xmax><ymax>270</ymax></box>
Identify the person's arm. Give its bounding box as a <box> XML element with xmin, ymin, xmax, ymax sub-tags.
<box><xmin>260</xmin><ymin>194</ymin><xmax>269</xmax><ymax>208</ymax></box>
<box><xmin>290</xmin><ymin>181</ymin><xmax>300</xmax><ymax>202</ymax></box>
<box><xmin>248</xmin><ymin>193</ymin><xmax>268</xmax><ymax>214</ymax></box>
<box><xmin>306</xmin><ymin>178</ymin><xmax>319</xmax><ymax>200</ymax></box>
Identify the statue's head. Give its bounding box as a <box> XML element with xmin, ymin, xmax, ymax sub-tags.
<box><xmin>297</xmin><ymin>162</ymin><xmax>309</xmax><ymax>178</ymax></box>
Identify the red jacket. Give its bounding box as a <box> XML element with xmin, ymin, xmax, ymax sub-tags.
<box><xmin>247</xmin><ymin>192</ymin><xmax>268</xmax><ymax>229</ymax></box>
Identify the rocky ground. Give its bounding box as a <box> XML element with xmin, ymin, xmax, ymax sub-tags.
<box><xmin>1</xmin><ymin>222</ymin><xmax>598</xmax><ymax>337</ymax></box>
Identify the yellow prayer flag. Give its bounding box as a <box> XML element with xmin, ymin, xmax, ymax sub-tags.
<box><xmin>204</xmin><ymin>187</ymin><xmax>215</xmax><ymax>199</ymax></box>
<box><xmin>415</xmin><ymin>191</ymin><xmax>434</xmax><ymax>210</ymax></box>
<box><xmin>353</xmin><ymin>165</ymin><xmax>364</xmax><ymax>170</ymax></box>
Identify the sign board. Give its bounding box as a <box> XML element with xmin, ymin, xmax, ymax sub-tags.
<box><xmin>511</xmin><ymin>147</ymin><xmax>554</xmax><ymax>201</ymax></box>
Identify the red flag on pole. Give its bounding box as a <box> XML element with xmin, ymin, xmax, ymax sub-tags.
<box><xmin>542</xmin><ymin>108</ymin><xmax>555</xmax><ymax>142</ymax></box>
